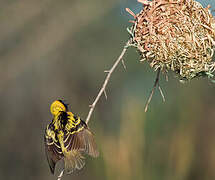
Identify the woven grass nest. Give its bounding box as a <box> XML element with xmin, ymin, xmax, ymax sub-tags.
<box><xmin>127</xmin><ymin>0</ymin><xmax>215</xmax><ymax>80</ymax></box>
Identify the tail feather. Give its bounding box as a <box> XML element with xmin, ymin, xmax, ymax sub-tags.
<box><xmin>64</xmin><ymin>150</ymin><xmax>85</xmax><ymax>174</ymax></box>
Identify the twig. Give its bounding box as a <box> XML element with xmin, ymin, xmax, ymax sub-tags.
<box><xmin>121</xmin><ymin>59</ymin><xmax>127</xmax><ymax>70</ymax></box>
<box><xmin>57</xmin><ymin>39</ymin><xmax>131</xmax><ymax>180</ymax></box>
<box><xmin>85</xmin><ymin>39</ymin><xmax>131</xmax><ymax>124</ymax></box>
<box><xmin>57</xmin><ymin>170</ymin><xmax>64</xmax><ymax>180</ymax></box>
<box><xmin>144</xmin><ymin>68</ymin><xmax>163</xmax><ymax>112</ymax></box>
<box><xmin>104</xmin><ymin>89</ymin><xmax>108</xmax><ymax>99</ymax></box>
<box><xmin>158</xmin><ymin>85</ymin><xmax>165</xmax><ymax>102</ymax></box>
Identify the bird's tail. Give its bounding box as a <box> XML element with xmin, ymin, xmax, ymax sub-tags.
<box><xmin>64</xmin><ymin>150</ymin><xmax>85</xmax><ymax>174</ymax></box>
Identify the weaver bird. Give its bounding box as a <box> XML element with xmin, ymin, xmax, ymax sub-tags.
<box><xmin>44</xmin><ymin>100</ymin><xmax>99</xmax><ymax>174</ymax></box>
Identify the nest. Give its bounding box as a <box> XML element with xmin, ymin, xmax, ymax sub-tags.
<box><xmin>127</xmin><ymin>0</ymin><xmax>215</xmax><ymax>80</ymax></box>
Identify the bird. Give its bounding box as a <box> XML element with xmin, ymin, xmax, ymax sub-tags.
<box><xmin>44</xmin><ymin>100</ymin><xmax>99</xmax><ymax>174</ymax></box>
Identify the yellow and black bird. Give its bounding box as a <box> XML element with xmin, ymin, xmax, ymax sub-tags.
<box><xmin>44</xmin><ymin>100</ymin><xmax>99</xmax><ymax>174</ymax></box>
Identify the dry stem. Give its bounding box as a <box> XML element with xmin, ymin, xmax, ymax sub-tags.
<box><xmin>57</xmin><ymin>39</ymin><xmax>131</xmax><ymax>180</ymax></box>
<box><xmin>144</xmin><ymin>68</ymin><xmax>165</xmax><ymax>112</ymax></box>
<box><xmin>57</xmin><ymin>170</ymin><xmax>64</xmax><ymax>180</ymax></box>
<box><xmin>85</xmin><ymin>39</ymin><xmax>131</xmax><ymax>124</ymax></box>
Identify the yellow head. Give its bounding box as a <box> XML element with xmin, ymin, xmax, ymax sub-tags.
<box><xmin>50</xmin><ymin>100</ymin><xmax>68</xmax><ymax>116</ymax></box>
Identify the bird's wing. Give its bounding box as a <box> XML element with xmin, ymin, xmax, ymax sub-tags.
<box><xmin>63</xmin><ymin>127</ymin><xmax>99</xmax><ymax>174</ymax></box>
<box><xmin>78</xmin><ymin>128</ymin><xmax>99</xmax><ymax>157</ymax></box>
<box><xmin>44</xmin><ymin>135</ymin><xmax>63</xmax><ymax>174</ymax></box>
<box><xmin>64</xmin><ymin>126</ymin><xmax>99</xmax><ymax>157</ymax></box>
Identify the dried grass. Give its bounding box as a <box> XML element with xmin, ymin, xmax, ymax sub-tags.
<box><xmin>127</xmin><ymin>0</ymin><xmax>215</xmax><ymax>80</ymax></box>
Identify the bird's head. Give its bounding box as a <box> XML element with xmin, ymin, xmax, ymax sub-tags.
<box><xmin>50</xmin><ymin>100</ymin><xmax>68</xmax><ymax>116</ymax></box>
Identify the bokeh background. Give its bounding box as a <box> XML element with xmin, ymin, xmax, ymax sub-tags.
<box><xmin>1</xmin><ymin>0</ymin><xmax>215</xmax><ymax>180</ymax></box>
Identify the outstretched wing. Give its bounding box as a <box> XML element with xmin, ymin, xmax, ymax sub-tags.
<box><xmin>65</xmin><ymin>128</ymin><xmax>99</xmax><ymax>157</ymax></box>
<box><xmin>44</xmin><ymin>134</ymin><xmax>63</xmax><ymax>174</ymax></box>
<box><xmin>78</xmin><ymin>128</ymin><xmax>99</xmax><ymax>157</ymax></box>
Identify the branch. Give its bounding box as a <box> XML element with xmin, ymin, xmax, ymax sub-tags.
<box><xmin>85</xmin><ymin>39</ymin><xmax>131</xmax><ymax>124</ymax></box>
<box><xmin>57</xmin><ymin>170</ymin><xmax>64</xmax><ymax>180</ymax></box>
<box><xmin>57</xmin><ymin>39</ymin><xmax>131</xmax><ymax>180</ymax></box>
<box><xmin>144</xmin><ymin>68</ymin><xmax>165</xmax><ymax>112</ymax></box>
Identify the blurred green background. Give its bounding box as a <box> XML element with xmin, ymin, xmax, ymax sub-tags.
<box><xmin>1</xmin><ymin>0</ymin><xmax>215</xmax><ymax>180</ymax></box>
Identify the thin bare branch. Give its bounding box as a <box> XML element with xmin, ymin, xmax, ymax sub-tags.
<box><xmin>104</xmin><ymin>89</ymin><xmax>108</xmax><ymax>100</ymax></box>
<box><xmin>158</xmin><ymin>85</ymin><xmax>165</xmax><ymax>102</ymax></box>
<box><xmin>85</xmin><ymin>40</ymin><xmax>131</xmax><ymax>124</ymax></box>
<box><xmin>165</xmin><ymin>74</ymin><xmax>168</xmax><ymax>81</ymax></box>
<box><xmin>121</xmin><ymin>59</ymin><xmax>127</xmax><ymax>70</ymax></box>
<box><xmin>57</xmin><ymin>170</ymin><xmax>64</xmax><ymax>180</ymax></box>
<box><xmin>57</xmin><ymin>39</ymin><xmax>131</xmax><ymax>180</ymax></box>
<box><xmin>144</xmin><ymin>68</ymin><xmax>161</xmax><ymax>112</ymax></box>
